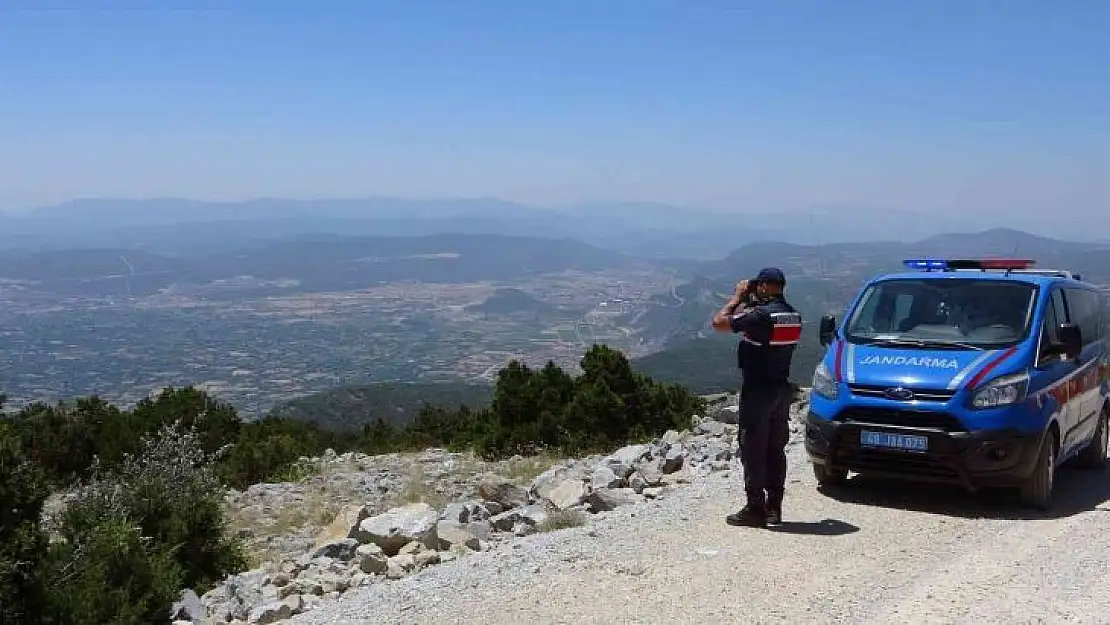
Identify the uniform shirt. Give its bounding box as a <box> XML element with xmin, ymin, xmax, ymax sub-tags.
<box><xmin>729</xmin><ymin>297</ymin><xmax>802</xmax><ymax>389</ymax></box>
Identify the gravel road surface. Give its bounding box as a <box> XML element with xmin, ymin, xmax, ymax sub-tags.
<box><xmin>289</xmin><ymin>440</ymin><xmax>1110</xmax><ymax>624</ymax></box>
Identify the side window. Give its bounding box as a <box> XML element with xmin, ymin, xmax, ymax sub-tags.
<box><xmin>1064</xmin><ymin>288</ymin><xmax>1099</xmax><ymax>346</ymax></box>
<box><xmin>1038</xmin><ymin>287</ymin><xmax>1065</xmax><ymax>360</ymax></box>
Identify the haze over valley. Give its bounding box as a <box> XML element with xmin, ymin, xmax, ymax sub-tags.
<box><xmin>2</xmin><ymin>209</ymin><xmax>1107</xmax><ymax>418</ymax></box>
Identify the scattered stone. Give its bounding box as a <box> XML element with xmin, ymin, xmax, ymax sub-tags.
<box><xmin>386</xmin><ymin>554</ymin><xmax>416</xmax><ymax>579</ymax></box>
<box><xmin>311</xmin><ymin>537</ymin><xmax>359</xmax><ymax>561</ymax></box>
<box><xmin>694</xmin><ymin>420</ymin><xmax>727</xmax><ymax>437</ymax></box>
<box><xmin>356</xmin><ymin>544</ymin><xmax>388</xmax><ymax>575</ymax></box>
<box><xmin>188</xmin><ymin>391</ymin><xmax>813</xmax><ymax>625</ymax></box>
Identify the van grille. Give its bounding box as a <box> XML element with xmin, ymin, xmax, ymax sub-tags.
<box><xmin>848</xmin><ymin>383</ymin><xmax>956</xmax><ymax>402</ymax></box>
<box><xmin>835</xmin><ymin>407</ymin><xmax>967</xmax><ymax>432</ymax></box>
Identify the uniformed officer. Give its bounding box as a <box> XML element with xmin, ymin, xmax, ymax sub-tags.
<box><xmin>711</xmin><ymin>267</ymin><xmax>801</xmax><ymax>527</ymax></box>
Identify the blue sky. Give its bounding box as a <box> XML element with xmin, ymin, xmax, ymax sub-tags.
<box><xmin>0</xmin><ymin>0</ymin><xmax>1107</xmax><ymax>218</ymax></box>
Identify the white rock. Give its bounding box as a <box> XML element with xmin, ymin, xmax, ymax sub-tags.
<box><xmin>590</xmin><ymin>466</ymin><xmax>622</xmax><ymax>490</ymax></box>
<box><xmin>356</xmin><ymin>543</ymin><xmax>388</xmax><ymax>575</ymax></box>
<box><xmin>548</xmin><ymin>479</ymin><xmax>589</xmax><ymax>510</ymax></box>
<box><xmin>435</xmin><ymin>520</ymin><xmax>490</xmax><ymax>551</ymax></box>
<box><xmin>355</xmin><ymin>503</ymin><xmax>438</xmax><ymax>556</ymax></box>
<box><xmin>587</xmin><ymin>488</ymin><xmax>637</xmax><ymax>512</ymax></box>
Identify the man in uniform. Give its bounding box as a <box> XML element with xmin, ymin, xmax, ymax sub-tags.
<box><xmin>711</xmin><ymin>267</ymin><xmax>801</xmax><ymax>527</ymax></box>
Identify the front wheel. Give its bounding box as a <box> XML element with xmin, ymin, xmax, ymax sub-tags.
<box><xmin>813</xmin><ymin>463</ymin><xmax>848</xmax><ymax>487</ymax></box>
<box><xmin>1076</xmin><ymin>406</ymin><xmax>1109</xmax><ymax>470</ymax></box>
<box><xmin>1019</xmin><ymin>432</ymin><xmax>1056</xmax><ymax>510</ymax></box>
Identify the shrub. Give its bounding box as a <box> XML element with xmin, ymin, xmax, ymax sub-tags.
<box><xmin>55</xmin><ymin>423</ymin><xmax>247</xmax><ymax>601</ymax></box>
<box><xmin>0</xmin><ymin>421</ymin><xmax>50</xmax><ymax>623</ymax></box>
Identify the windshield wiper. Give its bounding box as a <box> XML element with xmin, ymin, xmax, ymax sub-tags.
<box><xmin>865</xmin><ymin>338</ymin><xmax>984</xmax><ymax>351</ymax></box>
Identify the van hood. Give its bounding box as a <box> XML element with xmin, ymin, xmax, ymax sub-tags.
<box><xmin>837</xmin><ymin>343</ymin><xmax>1013</xmax><ymax>390</ymax></box>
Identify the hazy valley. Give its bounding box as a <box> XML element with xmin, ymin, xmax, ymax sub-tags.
<box><xmin>3</xmin><ymin>203</ymin><xmax>1109</xmax><ymax>425</ymax></box>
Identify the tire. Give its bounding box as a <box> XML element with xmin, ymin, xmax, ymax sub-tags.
<box><xmin>1076</xmin><ymin>406</ymin><xmax>1109</xmax><ymax>470</ymax></box>
<box><xmin>813</xmin><ymin>463</ymin><xmax>848</xmax><ymax>487</ymax></box>
<box><xmin>1019</xmin><ymin>431</ymin><xmax>1056</xmax><ymax>510</ymax></box>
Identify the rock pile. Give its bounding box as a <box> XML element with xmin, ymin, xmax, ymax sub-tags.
<box><xmin>179</xmin><ymin>392</ymin><xmax>810</xmax><ymax>625</ymax></box>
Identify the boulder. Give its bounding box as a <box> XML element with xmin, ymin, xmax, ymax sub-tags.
<box><xmin>490</xmin><ymin>503</ymin><xmax>553</xmax><ymax>532</ymax></box>
<box><xmin>435</xmin><ymin>520</ymin><xmax>490</xmax><ymax>551</ymax></box>
<box><xmin>547</xmin><ymin>479</ymin><xmax>589</xmax><ymax>510</ymax></box>
<box><xmin>355</xmin><ymin>503</ymin><xmax>438</xmax><ymax>556</ymax></box>
<box><xmin>603</xmin><ymin>444</ymin><xmax>652</xmax><ymax>477</ymax></box>
<box><xmin>386</xmin><ymin>554</ymin><xmax>416</xmax><ymax>579</ymax></box>
<box><xmin>169</xmin><ymin>589</ymin><xmax>202</xmax><ymax>623</ymax></box>
<box><xmin>587</xmin><ymin>488</ymin><xmax>637</xmax><ymax>513</ymax></box>
<box><xmin>590</xmin><ymin>466</ymin><xmax>622</xmax><ymax>490</ymax></box>
<box><xmin>477</xmin><ymin>477</ymin><xmax>530</xmax><ymax>509</ymax></box>
<box><xmin>313</xmin><ymin>504</ymin><xmax>369</xmax><ymax>547</ymax></box>
<box><xmin>530</xmin><ymin>464</ymin><xmax>589</xmax><ymax>502</ymax></box>
<box><xmin>661</xmin><ymin>446</ymin><xmax>686</xmax><ymax>474</ymax></box>
<box><xmin>356</xmin><ymin>543</ymin><xmax>388</xmax><ymax>575</ymax></box>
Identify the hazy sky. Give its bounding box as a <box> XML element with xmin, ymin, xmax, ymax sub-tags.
<box><xmin>0</xmin><ymin>1</ymin><xmax>1107</xmax><ymax>217</ymax></box>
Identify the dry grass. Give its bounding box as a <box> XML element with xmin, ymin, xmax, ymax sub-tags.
<box><xmin>389</xmin><ymin>464</ymin><xmax>451</xmax><ymax>510</ymax></box>
<box><xmin>497</xmin><ymin>452</ymin><xmax>561</xmax><ymax>486</ymax></box>
<box><xmin>535</xmin><ymin>509</ymin><xmax>587</xmax><ymax>533</ymax></box>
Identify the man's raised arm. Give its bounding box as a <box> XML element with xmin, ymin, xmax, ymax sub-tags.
<box><xmin>712</xmin><ymin>280</ymin><xmax>753</xmax><ymax>333</ymax></box>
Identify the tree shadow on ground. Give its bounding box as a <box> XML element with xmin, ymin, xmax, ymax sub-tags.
<box><xmin>817</xmin><ymin>464</ymin><xmax>1110</xmax><ymax>521</ymax></box>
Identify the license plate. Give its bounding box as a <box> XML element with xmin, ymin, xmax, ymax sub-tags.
<box><xmin>860</xmin><ymin>430</ymin><xmax>928</xmax><ymax>452</ymax></box>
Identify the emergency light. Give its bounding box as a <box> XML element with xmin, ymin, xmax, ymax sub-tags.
<box><xmin>902</xmin><ymin>258</ymin><xmax>1037</xmax><ymax>272</ymax></box>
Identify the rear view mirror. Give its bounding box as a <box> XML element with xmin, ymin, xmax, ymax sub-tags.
<box><xmin>819</xmin><ymin>315</ymin><xmax>836</xmax><ymax>346</ymax></box>
<box><xmin>1058</xmin><ymin>323</ymin><xmax>1082</xmax><ymax>360</ymax></box>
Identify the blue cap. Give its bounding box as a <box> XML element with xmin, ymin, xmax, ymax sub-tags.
<box><xmin>753</xmin><ymin>267</ymin><xmax>786</xmax><ymax>284</ymax></box>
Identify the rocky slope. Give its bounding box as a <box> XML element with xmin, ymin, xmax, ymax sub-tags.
<box><xmin>173</xmin><ymin>391</ymin><xmax>778</xmax><ymax>624</ymax></box>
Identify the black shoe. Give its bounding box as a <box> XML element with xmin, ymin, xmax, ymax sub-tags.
<box><xmin>766</xmin><ymin>492</ymin><xmax>783</xmax><ymax>525</ymax></box>
<box><xmin>726</xmin><ymin>505</ymin><xmax>767</xmax><ymax>528</ymax></box>
<box><xmin>766</xmin><ymin>507</ymin><xmax>782</xmax><ymax>525</ymax></box>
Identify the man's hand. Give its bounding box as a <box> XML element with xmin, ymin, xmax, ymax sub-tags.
<box><xmin>712</xmin><ymin>279</ymin><xmax>752</xmax><ymax>332</ymax></box>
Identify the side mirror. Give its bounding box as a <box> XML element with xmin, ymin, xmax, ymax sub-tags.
<box><xmin>819</xmin><ymin>314</ymin><xmax>836</xmax><ymax>346</ymax></box>
<box><xmin>1058</xmin><ymin>323</ymin><xmax>1082</xmax><ymax>360</ymax></box>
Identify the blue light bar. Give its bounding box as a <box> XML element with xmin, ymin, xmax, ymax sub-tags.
<box><xmin>903</xmin><ymin>258</ymin><xmax>947</xmax><ymax>271</ymax></box>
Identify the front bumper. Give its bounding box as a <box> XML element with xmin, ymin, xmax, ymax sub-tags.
<box><xmin>803</xmin><ymin>410</ymin><xmax>1044</xmax><ymax>490</ymax></box>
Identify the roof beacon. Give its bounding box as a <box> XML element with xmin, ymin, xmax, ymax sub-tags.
<box><xmin>902</xmin><ymin>258</ymin><xmax>1037</xmax><ymax>272</ymax></box>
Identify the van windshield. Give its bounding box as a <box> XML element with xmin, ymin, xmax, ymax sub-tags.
<box><xmin>844</xmin><ymin>278</ymin><xmax>1038</xmax><ymax>349</ymax></box>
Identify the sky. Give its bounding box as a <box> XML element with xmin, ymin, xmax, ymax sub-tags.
<box><xmin>0</xmin><ymin>0</ymin><xmax>1107</xmax><ymax>219</ymax></box>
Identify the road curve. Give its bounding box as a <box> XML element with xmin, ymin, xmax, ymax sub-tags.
<box><xmin>291</xmin><ymin>441</ymin><xmax>1110</xmax><ymax>625</ymax></box>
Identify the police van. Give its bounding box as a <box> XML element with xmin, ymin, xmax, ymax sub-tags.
<box><xmin>805</xmin><ymin>258</ymin><xmax>1109</xmax><ymax>509</ymax></box>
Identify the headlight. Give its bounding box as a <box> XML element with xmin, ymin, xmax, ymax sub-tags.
<box><xmin>812</xmin><ymin>361</ymin><xmax>838</xmax><ymax>400</ymax></box>
<box><xmin>969</xmin><ymin>371</ymin><xmax>1030</xmax><ymax>409</ymax></box>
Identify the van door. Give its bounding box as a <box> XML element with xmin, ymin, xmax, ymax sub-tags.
<box><xmin>1033</xmin><ymin>287</ymin><xmax>1078</xmax><ymax>453</ymax></box>
<box><xmin>1064</xmin><ymin>287</ymin><xmax>1103</xmax><ymax>446</ymax></box>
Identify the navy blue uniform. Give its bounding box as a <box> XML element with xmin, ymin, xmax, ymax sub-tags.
<box><xmin>729</xmin><ymin>296</ymin><xmax>800</xmax><ymax>514</ymax></box>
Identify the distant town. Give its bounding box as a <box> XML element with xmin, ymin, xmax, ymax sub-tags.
<box><xmin>0</xmin><ymin>266</ymin><xmax>678</xmax><ymax>416</ymax></box>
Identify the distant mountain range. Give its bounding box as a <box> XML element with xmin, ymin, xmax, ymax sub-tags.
<box><xmin>6</xmin><ymin>196</ymin><xmax>1096</xmax><ymax>260</ymax></box>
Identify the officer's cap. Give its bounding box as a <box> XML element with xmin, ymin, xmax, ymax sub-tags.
<box><xmin>752</xmin><ymin>267</ymin><xmax>786</xmax><ymax>285</ymax></box>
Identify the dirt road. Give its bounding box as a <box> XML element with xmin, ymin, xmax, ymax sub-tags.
<box><xmin>291</xmin><ymin>441</ymin><xmax>1110</xmax><ymax>624</ymax></box>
